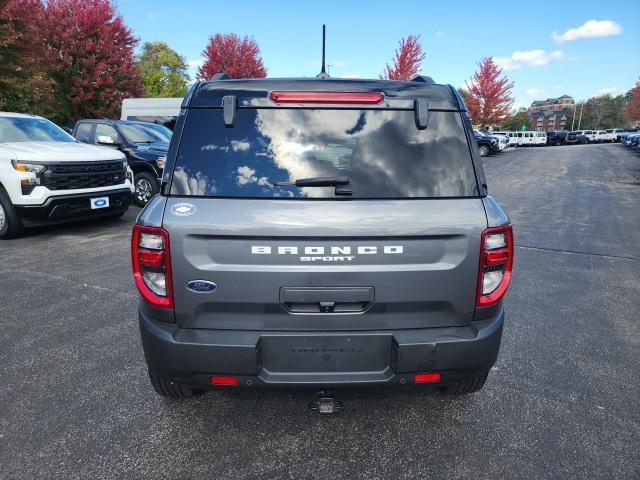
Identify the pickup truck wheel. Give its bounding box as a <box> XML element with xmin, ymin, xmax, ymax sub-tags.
<box><xmin>478</xmin><ymin>144</ymin><xmax>490</xmax><ymax>157</ymax></box>
<box><xmin>148</xmin><ymin>369</ymin><xmax>203</xmax><ymax>399</ymax></box>
<box><xmin>133</xmin><ymin>172</ymin><xmax>159</xmax><ymax>207</ymax></box>
<box><xmin>439</xmin><ymin>372</ymin><xmax>488</xmax><ymax>395</ymax></box>
<box><xmin>0</xmin><ymin>187</ymin><xmax>24</xmax><ymax>239</ymax></box>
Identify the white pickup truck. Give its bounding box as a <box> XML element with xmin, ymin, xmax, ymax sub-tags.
<box><xmin>0</xmin><ymin>112</ymin><xmax>134</xmax><ymax>238</ymax></box>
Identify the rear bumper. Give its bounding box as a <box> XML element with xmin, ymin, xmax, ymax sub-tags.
<box><xmin>15</xmin><ymin>189</ymin><xmax>131</xmax><ymax>226</ymax></box>
<box><xmin>139</xmin><ymin>307</ymin><xmax>504</xmax><ymax>389</ymax></box>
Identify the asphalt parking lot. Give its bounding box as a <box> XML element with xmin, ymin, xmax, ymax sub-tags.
<box><xmin>1</xmin><ymin>144</ymin><xmax>639</xmax><ymax>479</ymax></box>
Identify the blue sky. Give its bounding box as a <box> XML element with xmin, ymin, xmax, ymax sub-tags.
<box><xmin>115</xmin><ymin>0</ymin><xmax>640</xmax><ymax>109</ymax></box>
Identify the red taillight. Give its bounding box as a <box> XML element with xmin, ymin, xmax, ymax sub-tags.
<box><xmin>476</xmin><ymin>225</ymin><xmax>514</xmax><ymax>307</ymax></box>
<box><xmin>270</xmin><ymin>91</ymin><xmax>383</xmax><ymax>104</ymax></box>
<box><xmin>414</xmin><ymin>372</ymin><xmax>441</xmax><ymax>383</ymax></box>
<box><xmin>131</xmin><ymin>224</ymin><xmax>173</xmax><ymax>309</ymax></box>
<box><xmin>209</xmin><ymin>375</ymin><xmax>240</xmax><ymax>386</ymax></box>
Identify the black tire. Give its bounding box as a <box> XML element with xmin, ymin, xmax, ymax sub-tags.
<box><xmin>148</xmin><ymin>368</ymin><xmax>202</xmax><ymax>399</ymax></box>
<box><xmin>478</xmin><ymin>144</ymin><xmax>490</xmax><ymax>157</ymax></box>
<box><xmin>133</xmin><ymin>171</ymin><xmax>159</xmax><ymax>207</ymax></box>
<box><xmin>0</xmin><ymin>187</ymin><xmax>24</xmax><ymax>239</ymax></box>
<box><xmin>440</xmin><ymin>372</ymin><xmax>488</xmax><ymax>395</ymax></box>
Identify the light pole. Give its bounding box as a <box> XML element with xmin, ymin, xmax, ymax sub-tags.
<box><xmin>577</xmin><ymin>103</ymin><xmax>584</xmax><ymax>130</ymax></box>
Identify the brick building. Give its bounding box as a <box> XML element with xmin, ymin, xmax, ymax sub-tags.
<box><xmin>528</xmin><ymin>95</ymin><xmax>575</xmax><ymax>131</ymax></box>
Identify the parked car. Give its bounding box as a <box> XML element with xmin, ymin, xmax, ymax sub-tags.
<box><xmin>506</xmin><ymin>131</ymin><xmax>546</xmax><ymax>146</ymax></box>
<box><xmin>624</xmin><ymin>133</ymin><xmax>640</xmax><ymax>148</ymax></box>
<box><xmin>474</xmin><ymin>131</ymin><xmax>499</xmax><ymax>156</ymax></box>
<box><xmin>0</xmin><ymin>112</ymin><xmax>133</xmax><ymax>239</ymax></box>
<box><xmin>566</xmin><ymin>131</ymin><xmax>589</xmax><ymax>144</ymax></box>
<box><xmin>546</xmin><ymin>131</ymin><xmax>569</xmax><ymax>146</ymax></box>
<box><xmin>573</xmin><ymin>130</ymin><xmax>597</xmax><ymax>143</ymax></box>
<box><xmin>476</xmin><ymin>129</ymin><xmax>509</xmax><ymax>150</ymax></box>
<box><xmin>72</xmin><ymin>119</ymin><xmax>171</xmax><ymax>206</ymax></box>
<box><xmin>132</xmin><ymin>75</ymin><xmax>513</xmax><ymax>398</ymax></box>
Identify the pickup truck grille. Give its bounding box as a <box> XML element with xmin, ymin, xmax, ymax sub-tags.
<box><xmin>41</xmin><ymin>161</ymin><xmax>126</xmax><ymax>190</ymax></box>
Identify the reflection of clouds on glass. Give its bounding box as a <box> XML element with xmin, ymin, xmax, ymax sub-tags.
<box><xmin>231</xmin><ymin>140</ymin><xmax>251</xmax><ymax>152</ymax></box>
<box><xmin>201</xmin><ymin>144</ymin><xmax>229</xmax><ymax>152</ymax></box>
<box><xmin>254</xmin><ymin>109</ymin><xmax>388</xmax><ymax>198</ymax></box>
<box><xmin>236</xmin><ymin>165</ymin><xmax>268</xmax><ymax>187</ymax></box>
<box><xmin>170</xmin><ymin>108</ymin><xmax>477</xmax><ymax>199</ymax></box>
<box><xmin>173</xmin><ymin>167</ymin><xmax>214</xmax><ymax>195</ymax></box>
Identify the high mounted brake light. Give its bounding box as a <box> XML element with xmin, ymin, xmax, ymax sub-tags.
<box><xmin>132</xmin><ymin>224</ymin><xmax>173</xmax><ymax>309</ymax></box>
<box><xmin>476</xmin><ymin>225</ymin><xmax>514</xmax><ymax>307</ymax></box>
<box><xmin>269</xmin><ymin>91</ymin><xmax>383</xmax><ymax>104</ymax></box>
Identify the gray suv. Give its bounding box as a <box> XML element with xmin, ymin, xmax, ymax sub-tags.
<box><xmin>132</xmin><ymin>76</ymin><xmax>514</xmax><ymax>398</ymax></box>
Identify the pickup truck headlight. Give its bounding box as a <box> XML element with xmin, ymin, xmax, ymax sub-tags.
<box><xmin>155</xmin><ymin>157</ymin><xmax>166</xmax><ymax>169</ymax></box>
<box><xmin>11</xmin><ymin>160</ymin><xmax>46</xmax><ymax>174</ymax></box>
<box><xmin>11</xmin><ymin>160</ymin><xmax>44</xmax><ymax>194</ymax></box>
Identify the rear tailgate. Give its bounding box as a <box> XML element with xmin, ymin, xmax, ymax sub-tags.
<box><xmin>164</xmin><ymin>197</ymin><xmax>486</xmax><ymax>331</ymax></box>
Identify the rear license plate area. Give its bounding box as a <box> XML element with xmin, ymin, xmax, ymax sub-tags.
<box><xmin>260</xmin><ymin>335</ymin><xmax>391</xmax><ymax>373</ymax></box>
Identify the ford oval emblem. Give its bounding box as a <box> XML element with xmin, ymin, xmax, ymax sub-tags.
<box><xmin>186</xmin><ymin>280</ymin><xmax>218</xmax><ymax>293</ymax></box>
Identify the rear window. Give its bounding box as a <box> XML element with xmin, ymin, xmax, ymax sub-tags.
<box><xmin>170</xmin><ymin>108</ymin><xmax>478</xmax><ymax>199</ymax></box>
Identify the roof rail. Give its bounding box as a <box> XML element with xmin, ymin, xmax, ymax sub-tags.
<box><xmin>412</xmin><ymin>75</ymin><xmax>435</xmax><ymax>84</ymax></box>
<box><xmin>210</xmin><ymin>72</ymin><xmax>231</xmax><ymax>81</ymax></box>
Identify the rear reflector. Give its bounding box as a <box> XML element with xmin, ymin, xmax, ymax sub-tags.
<box><xmin>209</xmin><ymin>375</ymin><xmax>240</xmax><ymax>386</ymax></box>
<box><xmin>270</xmin><ymin>91</ymin><xmax>383</xmax><ymax>104</ymax></box>
<box><xmin>414</xmin><ymin>372</ymin><xmax>441</xmax><ymax>383</ymax></box>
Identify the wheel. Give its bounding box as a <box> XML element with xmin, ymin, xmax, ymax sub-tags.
<box><xmin>478</xmin><ymin>144</ymin><xmax>490</xmax><ymax>157</ymax></box>
<box><xmin>133</xmin><ymin>171</ymin><xmax>159</xmax><ymax>207</ymax></box>
<box><xmin>440</xmin><ymin>372</ymin><xmax>488</xmax><ymax>395</ymax></box>
<box><xmin>0</xmin><ymin>187</ymin><xmax>24</xmax><ymax>239</ymax></box>
<box><xmin>148</xmin><ymin>368</ymin><xmax>203</xmax><ymax>399</ymax></box>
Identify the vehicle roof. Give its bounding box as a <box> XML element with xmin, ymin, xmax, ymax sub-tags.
<box><xmin>76</xmin><ymin>118</ymin><xmax>166</xmax><ymax>127</ymax></box>
<box><xmin>189</xmin><ymin>77</ymin><xmax>463</xmax><ymax>111</ymax></box>
<box><xmin>0</xmin><ymin>111</ymin><xmax>44</xmax><ymax>119</ymax></box>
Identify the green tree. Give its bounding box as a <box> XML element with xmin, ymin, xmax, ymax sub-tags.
<box><xmin>138</xmin><ymin>41</ymin><xmax>190</xmax><ymax>97</ymax></box>
<box><xmin>500</xmin><ymin>108</ymin><xmax>530</xmax><ymax>131</ymax></box>
<box><xmin>576</xmin><ymin>95</ymin><xmax>626</xmax><ymax>129</ymax></box>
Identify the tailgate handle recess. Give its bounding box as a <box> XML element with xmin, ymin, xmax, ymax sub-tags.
<box><xmin>280</xmin><ymin>287</ymin><xmax>374</xmax><ymax>314</ymax></box>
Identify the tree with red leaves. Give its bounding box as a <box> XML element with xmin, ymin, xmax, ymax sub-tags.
<box><xmin>625</xmin><ymin>81</ymin><xmax>640</xmax><ymax>123</ymax></box>
<box><xmin>43</xmin><ymin>0</ymin><xmax>142</xmax><ymax>125</ymax></box>
<box><xmin>463</xmin><ymin>57</ymin><xmax>514</xmax><ymax>127</ymax></box>
<box><xmin>197</xmin><ymin>33</ymin><xmax>267</xmax><ymax>80</ymax></box>
<box><xmin>0</xmin><ymin>0</ymin><xmax>53</xmax><ymax>114</ymax></box>
<box><xmin>380</xmin><ymin>35</ymin><xmax>426</xmax><ymax>80</ymax></box>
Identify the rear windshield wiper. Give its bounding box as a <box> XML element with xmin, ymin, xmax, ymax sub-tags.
<box><xmin>273</xmin><ymin>176</ymin><xmax>350</xmax><ymax>187</ymax></box>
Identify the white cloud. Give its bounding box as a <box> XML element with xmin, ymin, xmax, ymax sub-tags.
<box><xmin>494</xmin><ymin>49</ymin><xmax>564</xmax><ymax>70</ymax></box>
<box><xmin>340</xmin><ymin>73</ymin><xmax>363</xmax><ymax>79</ymax></box>
<box><xmin>188</xmin><ymin>58</ymin><xmax>204</xmax><ymax>70</ymax></box>
<box><xmin>595</xmin><ymin>86</ymin><xmax>624</xmax><ymax>96</ymax></box>
<box><xmin>435</xmin><ymin>31</ymin><xmax>445</xmax><ymax>38</ymax></box>
<box><xmin>187</xmin><ymin>58</ymin><xmax>205</xmax><ymax>83</ymax></box>
<box><xmin>526</xmin><ymin>88</ymin><xmax>544</xmax><ymax>98</ymax></box>
<box><xmin>551</xmin><ymin>20</ymin><xmax>622</xmax><ymax>43</ymax></box>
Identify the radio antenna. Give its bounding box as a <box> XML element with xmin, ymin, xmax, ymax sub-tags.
<box><xmin>316</xmin><ymin>25</ymin><xmax>329</xmax><ymax>78</ymax></box>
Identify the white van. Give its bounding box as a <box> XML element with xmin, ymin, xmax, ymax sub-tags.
<box><xmin>121</xmin><ymin>98</ymin><xmax>182</xmax><ymax>130</ymax></box>
<box><xmin>505</xmin><ymin>132</ymin><xmax>519</xmax><ymax>146</ymax></box>
<box><xmin>505</xmin><ymin>131</ymin><xmax>546</xmax><ymax>146</ymax></box>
